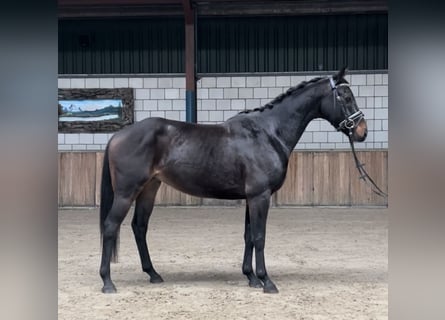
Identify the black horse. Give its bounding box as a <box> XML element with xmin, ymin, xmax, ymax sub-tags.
<box><xmin>99</xmin><ymin>68</ymin><xmax>368</xmax><ymax>294</ymax></box>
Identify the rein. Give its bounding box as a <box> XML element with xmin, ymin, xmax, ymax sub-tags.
<box><xmin>348</xmin><ymin>136</ymin><xmax>388</xmax><ymax>198</ymax></box>
<box><xmin>329</xmin><ymin>77</ymin><xmax>388</xmax><ymax>198</ymax></box>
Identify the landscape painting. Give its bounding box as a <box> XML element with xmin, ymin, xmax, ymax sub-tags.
<box><xmin>59</xmin><ymin>99</ymin><xmax>123</xmax><ymax>122</ymax></box>
<box><xmin>58</xmin><ymin>88</ymin><xmax>134</xmax><ymax>133</ymax></box>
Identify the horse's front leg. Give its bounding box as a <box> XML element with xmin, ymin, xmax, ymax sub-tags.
<box><xmin>242</xmin><ymin>204</ymin><xmax>263</xmax><ymax>288</ymax></box>
<box><xmin>247</xmin><ymin>191</ymin><xmax>279</xmax><ymax>294</ymax></box>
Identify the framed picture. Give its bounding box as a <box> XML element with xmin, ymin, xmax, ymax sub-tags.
<box><xmin>58</xmin><ymin>88</ymin><xmax>134</xmax><ymax>133</ymax></box>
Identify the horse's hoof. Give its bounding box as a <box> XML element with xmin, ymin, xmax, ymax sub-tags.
<box><xmin>249</xmin><ymin>278</ymin><xmax>263</xmax><ymax>288</ymax></box>
<box><xmin>102</xmin><ymin>284</ymin><xmax>117</xmax><ymax>294</ymax></box>
<box><xmin>263</xmin><ymin>282</ymin><xmax>279</xmax><ymax>294</ymax></box>
<box><xmin>150</xmin><ymin>275</ymin><xmax>164</xmax><ymax>284</ymax></box>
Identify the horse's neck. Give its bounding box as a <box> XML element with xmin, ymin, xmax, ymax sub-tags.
<box><xmin>267</xmin><ymin>86</ymin><xmax>323</xmax><ymax>152</ymax></box>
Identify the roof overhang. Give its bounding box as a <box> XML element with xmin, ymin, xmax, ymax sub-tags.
<box><xmin>58</xmin><ymin>0</ymin><xmax>388</xmax><ymax>19</ymax></box>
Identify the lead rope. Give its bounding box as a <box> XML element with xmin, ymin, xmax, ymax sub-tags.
<box><xmin>348</xmin><ymin>135</ymin><xmax>388</xmax><ymax>198</ymax></box>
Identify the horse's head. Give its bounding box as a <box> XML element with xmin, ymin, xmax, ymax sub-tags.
<box><xmin>320</xmin><ymin>67</ymin><xmax>368</xmax><ymax>142</ymax></box>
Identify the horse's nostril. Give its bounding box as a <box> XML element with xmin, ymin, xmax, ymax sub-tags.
<box><xmin>355</xmin><ymin>126</ymin><xmax>367</xmax><ymax>142</ymax></box>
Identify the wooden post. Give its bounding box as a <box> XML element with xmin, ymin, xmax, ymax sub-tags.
<box><xmin>183</xmin><ymin>0</ymin><xmax>197</xmax><ymax>123</ymax></box>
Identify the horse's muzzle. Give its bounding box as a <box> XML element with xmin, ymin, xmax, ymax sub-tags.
<box><xmin>353</xmin><ymin>119</ymin><xmax>368</xmax><ymax>142</ymax></box>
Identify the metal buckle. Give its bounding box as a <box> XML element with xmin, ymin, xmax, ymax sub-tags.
<box><xmin>337</xmin><ymin>110</ymin><xmax>364</xmax><ymax>131</ymax></box>
<box><xmin>344</xmin><ymin>119</ymin><xmax>355</xmax><ymax>129</ymax></box>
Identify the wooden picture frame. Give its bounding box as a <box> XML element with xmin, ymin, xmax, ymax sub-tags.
<box><xmin>58</xmin><ymin>88</ymin><xmax>134</xmax><ymax>133</ymax></box>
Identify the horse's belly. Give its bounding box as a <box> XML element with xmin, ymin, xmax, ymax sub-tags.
<box><xmin>155</xmin><ymin>165</ymin><xmax>246</xmax><ymax>200</ymax></box>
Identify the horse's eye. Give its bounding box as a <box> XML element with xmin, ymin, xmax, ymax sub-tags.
<box><xmin>345</xmin><ymin>97</ymin><xmax>352</xmax><ymax>103</ymax></box>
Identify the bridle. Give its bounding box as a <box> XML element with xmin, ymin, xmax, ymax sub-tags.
<box><xmin>329</xmin><ymin>77</ymin><xmax>388</xmax><ymax>198</ymax></box>
<box><xmin>329</xmin><ymin>77</ymin><xmax>364</xmax><ymax>134</ymax></box>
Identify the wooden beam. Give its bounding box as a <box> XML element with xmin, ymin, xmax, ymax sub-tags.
<box><xmin>182</xmin><ymin>0</ymin><xmax>193</xmax><ymax>23</ymax></box>
<box><xmin>58</xmin><ymin>1</ymin><xmax>387</xmax><ymax>18</ymax></box>
<box><xmin>182</xmin><ymin>0</ymin><xmax>197</xmax><ymax>122</ymax></box>
<box><xmin>58</xmin><ymin>5</ymin><xmax>184</xmax><ymax>18</ymax></box>
<box><xmin>195</xmin><ymin>0</ymin><xmax>387</xmax><ymax>16</ymax></box>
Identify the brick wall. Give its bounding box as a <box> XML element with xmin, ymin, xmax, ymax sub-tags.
<box><xmin>58</xmin><ymin>72</ymin><xmax>388</xmax><ymax>151</ymax></box>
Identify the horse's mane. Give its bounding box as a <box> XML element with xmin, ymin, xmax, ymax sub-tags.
<box><xmin>239</xmin><ymin>76</ymin><xmax>324</xmax><ymax>114</ymax></box>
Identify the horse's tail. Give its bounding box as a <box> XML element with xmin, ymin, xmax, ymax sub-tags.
<box><xmin>100</xmin><ymin>144</ymin><xmax>119</xmax><ymax>262</ymax></box>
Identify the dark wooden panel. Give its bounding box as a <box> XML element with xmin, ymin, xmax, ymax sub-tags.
<box><xmin>155</xmin><ymin>183</ymin><xmax>202</xmax><ymax>206</ymax></box>
<box><xmin>276</xmin><ymin>151</ymin><xmax>387</xmax><ymax>206</ymax></box>
<box><xmin>275</xmin><ymin>152</ymin><xmax>314</xmax><ymax>206</ymax></box>
<box><xmin>312</xmin><ymin>152</ymin><xmax>331</xmax><ymax>205</ymax></box>
<box><xmin>95</xmin><ymin>152</ymin><xmax>104</xmax><ymax>206</ymax></box>
<box><xmin>58</xmin><ymin>152</ymin><xmax>97</xmax><ymax>206</ymax></box>
<box><xmin>58</xmin><ymin>150</ymin><xmax>387</xmax><ymax>207</ymax></box>
<box><xmin>331</xmin><ymin>151</ymin><xmax>352</xmax><ymax>206</ymax></box>
<box><xmin>310</xmin><ymin>151</ymin><xmax>351</xmax><ymax>206</ymax></box>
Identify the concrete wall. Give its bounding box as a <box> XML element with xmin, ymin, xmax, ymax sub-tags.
<box><xmin>58</xmin><ymin>72</ymin><xmax>388</xmax><ymax>151</ymax></box>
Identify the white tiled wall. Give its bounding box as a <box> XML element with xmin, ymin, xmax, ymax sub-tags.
<box><xmin>58</xmin><ymin>72</ymin><xmax>388</xmax><ymax>151</ymax></box>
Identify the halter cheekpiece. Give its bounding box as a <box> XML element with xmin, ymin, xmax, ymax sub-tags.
<box><xmin>329</xmin><ymin>77</ymin><xmax>364</xmax><ymax>134</ymax></box>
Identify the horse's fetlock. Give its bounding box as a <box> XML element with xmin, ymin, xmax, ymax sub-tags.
<box><xmin>256</xmin><ymin>269</ymin><xmax>267</xmax><ymax>279</ymax></box>
<box><xmin>242</xmin><ymin>264</ymin><xmax>253</xmax><ymax>275</ymax></box>
<box><xmin>100</xmin><ymin>268</ymin><xmax>108</xmax><ymax>279</ymax></box>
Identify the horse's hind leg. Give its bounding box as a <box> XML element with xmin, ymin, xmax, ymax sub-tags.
<box><xmin>100</xmin><ymin>195</ymin><xmax>133</xmax><ymax>293</ymax></box>
<box><xmin>132</xmin><ymin>179</ymin><xmax>163</xmax><ymax>284</ymax></box>
<box><xmin>242</xmin><ymin>204</ymin><xmax>263</xmax><ymax>288</ymax></box>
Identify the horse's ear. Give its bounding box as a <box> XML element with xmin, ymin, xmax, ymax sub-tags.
<box><xmin>333</xmin><ymin>66</ymin><xmax>347</xmax><ymax>83</ymax></box>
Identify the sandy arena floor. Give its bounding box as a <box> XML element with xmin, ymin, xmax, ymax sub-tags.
<box><xmin>58</xmin><ymin>206</ymin><xmax>387</xmax><ymax>320</ymax></box>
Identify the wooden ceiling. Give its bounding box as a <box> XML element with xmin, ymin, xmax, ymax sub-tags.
<box><xmin>58</xmin><ymin>0</ymin><xmax>388</xmax><ymax>18</ymax></box>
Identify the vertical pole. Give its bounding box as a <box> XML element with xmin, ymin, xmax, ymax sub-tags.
<box><xmin>183</xmin><ymin>0</ymin><xmax>197</xmax><ymax>123</ymax></box>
